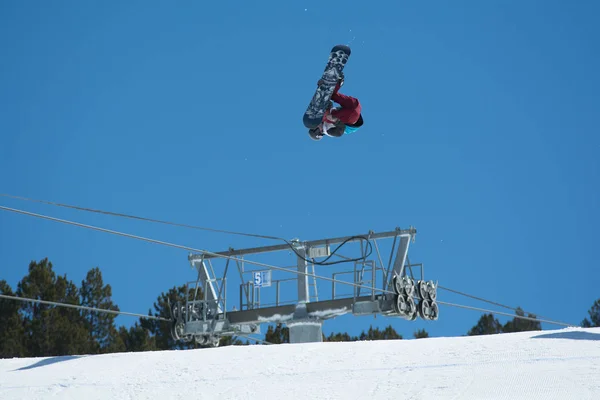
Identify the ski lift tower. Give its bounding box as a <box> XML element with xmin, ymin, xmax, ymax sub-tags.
<box><xmin>171</xmin><ymin>226</ymin><xmax>439</xmax><ymax>346</ymax></box>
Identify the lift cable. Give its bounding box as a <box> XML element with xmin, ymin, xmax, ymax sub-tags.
<box><xmin>0</xmin><ymin>194</ymin><xmax>372</xmax><ymax>266</ymax></box>
<box><xmin>0</xmin><ymin>205</ymin><xmax>573</xmax><ymax>329</ymax></box>
<box><xmin>0</xmin><ymin>205</ymin><xmax>391</xmax><ymax>297</ymax></box>
<box><xmin>437</xmin><ymin>300</ymin><xmax>574</xmax><ymax>327</ymax></box>
<box><xmin>437</xmin><ymin>285</ymin><xmax>558</xmax><ymax>323</ymax></box>
<box><xmin>0</xmin><ymin>193</ymin><xmax>283</xmax><ymax>240</ymax></box>
<box><xmin>0</xmin><ymin>293</ymin><xmax>574</xmax><ymax>330</ymax></box>
<box><xmin>0</xmin><ymin>293</ymin><xmax>274</xmax><ymax>343</ymax></box>
<box><xmin>0</xmin><ymin>293</ymin><xmax>170</xmax><ymax>322</ymax></box>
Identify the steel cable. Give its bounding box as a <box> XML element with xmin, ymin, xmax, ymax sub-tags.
<box><xmin>0</xmin><ymin>194</ymin><xmax>372</xmax><ymax>266</ymax></box>
<box><xmin>0</xmin><ymin>293</ymin><xmax>170</xmax><ymax>322</ymax></box>
<box><xmin>1</xmin><ymin>202</ymin><xmax>574</xmax><ymax>329</ymax></box>
<box><xmin>0</xmin><ymin>205</ymin><xmax>395</xmax><ymax>296</ymax></box>
<box><xmin>437</xmin><ymin>300</ymin><xmax>573</xmax><ymax>327</ymax></box>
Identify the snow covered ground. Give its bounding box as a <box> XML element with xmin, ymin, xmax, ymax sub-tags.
<box><xmin>1</xmin><ymin>327</ymin><xmax>599</xmax><ymax>400</ymax></box>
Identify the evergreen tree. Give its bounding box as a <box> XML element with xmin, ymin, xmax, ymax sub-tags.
<box><xmin>581</xmin><ymin>299</ymin><xmax>600</xmax><ymax>328</ymax></box>
<box><xmin>103</xmin><ymin>325</ymin><xmax>127</xmax><ymax>353</ymax></box>
<box><xmin>413</xmin><ymin>329</ymin><xmax>429</xmax><ymax>339</ymax></box>
<box><xmin>265</xmin><ymin>323</ymin><xmax>289</xmax><ymax>344</ymax></box>
<box><xmin>325</xmin><ymin>332</ymin><xmax>355</xmax><ymax>342</ymax></box>
<box><xmin>324</xmin><ymin>325</ymin><xmax>404</xmax><ymax>342</ymax></box>
<box><xmin>502</xmin><ymin>307</ymin><xmax>541</xmax><ymax>333</ymax></box>
<box><xmin>467</xmin><ymin>313</ymin><xmax>503</xmax><ymax>336</ymax></box>
<box><xmin>51</xmin><ymin>275</ymin><xmax>89</xmax><ymax>355</ymax></box>
<box><xmin>16</xmin><ymin>258</ymin><xmax>89</xmax><ymax>356</ymax></box>
<box><xmin>0</xmin><ymin>280</ymin><xmax>26</xmax><ymax>358</ymax></box>
<box><xmin>359</xmin><ymin>325</ymin><xmax>402</xmax><ymax>341</ymax></box>
<box><xmin>80</xmin><ymin>267</ymin><xmax>120</xmax><ymax>353</ymax></box>
<box><xmin>118</xmin><ymin>323</ymin><xmax>156</xmax><ymax>352</ymax></box>
<box><xmin>218</xmin><ymin>336</ymin><xmax>247</xmax><ymax>346</ymax></box>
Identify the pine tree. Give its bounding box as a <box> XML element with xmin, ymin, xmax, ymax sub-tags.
<box><xmin>325</xmin><ymin>332</ymin><xmax>355</xmax><ymax>342</ymax></box>
<box><xmin>80</xmin><ymin>267</ymin><xmax>120</xmax><ymax>353</ymax></box>
<box><xmin>502</xmin><ymin>307</ymin><xmax>541</xmax><ymax>333</ymax></box>
<box><xmin>324</xmin><ymin>325</ymin><xmax>404</xmax><ymax>342</ymax></box>
<box><xmin>413</xmin><ymin>329</ymin><xmax>429</xmax><ymax>339</ymax></box>
<box><xmin>0</xmin><ymin>280</ymin><xmax>26</xmax><ymax>358</ymax></box>
<box><xmin>16</xmin><ymin>258</ymin><xmax>88</xmax><ymax>356</ymax></box>
<box><xmin>581</xmin><ymin>299</ymin><xmax>600</xmax><ymax>327</ymax></box>
<box><xmin>103</xmin><ymin>325</ymin><xmax>127</xmax><ymax>353</ymax></box>
<box><xmin>381</xmin><ymin>325</ymin><xmax>403</xmax><ymax>340</ymax></box>
<box><xmin>265</xmin><ymin>324</ymin><xmax>289</xmax><ymax>344</ymax></box>
<box><xmin>358</xmin><ymin>325</ymin><xmax>402</xmax><ymax>341</ymax></box>
<box><xmin>218</xmin><ymin>336</ymin><xmax>247</xmax><ymax>346</ymax></box>
<box><xmin>118</xmin><ymin>323</ymin><xmax>156</xmax><ymax>352</ymax></box>
<box><xmin>467</xmin><ymin>313</ymin><xmax>503</xmax><ymax>336</ymax></box>
<box><xmin>50</xmin><ymin>275</ymin><xmax>89</xmax><ymax>355</ymax></box>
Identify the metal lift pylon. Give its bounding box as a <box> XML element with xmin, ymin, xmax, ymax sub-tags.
<box><xmin>170</xmin><ymin>227</ymin><xmax>439</xmax><ymax>346</ymax></box>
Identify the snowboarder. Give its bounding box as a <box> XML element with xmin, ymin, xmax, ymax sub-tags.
<box><xmin>308</xmin><ymin>74</ymin><xmax>364</xmax><ymax>141</ymax></box>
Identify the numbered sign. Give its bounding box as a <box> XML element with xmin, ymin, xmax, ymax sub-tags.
<box><xmin>253</xmin><ymin>270</ymin><xmax>271</xmax><ymax>288</ymax></box>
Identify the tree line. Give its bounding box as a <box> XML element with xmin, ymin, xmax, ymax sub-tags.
<box><xmin>1</xmin><ymin>258</ymin><xmax>598</xmax><ymax>358</ymax></box>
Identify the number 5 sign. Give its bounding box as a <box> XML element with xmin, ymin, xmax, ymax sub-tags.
<box><xmin>253</xmin><ymin>270</ymin><xmax>271</xmax><ymax>288</ymax></box>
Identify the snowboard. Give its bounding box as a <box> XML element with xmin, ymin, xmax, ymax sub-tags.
<box><xmin>303</xmin><ymin>45</ymin><xmax>351</xmax><ymax>129</ymax></box>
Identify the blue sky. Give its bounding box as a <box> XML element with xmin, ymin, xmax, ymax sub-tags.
<box><xmin>1</xmin><ymin>0</ymin><xmax>599</xmax><ymax>341</ymax></box>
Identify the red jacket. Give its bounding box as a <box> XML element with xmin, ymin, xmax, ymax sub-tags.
<box><xmin>330</xmin><ymin>91</ymin><xmax>361</xmax><ymax>125</ymax></box>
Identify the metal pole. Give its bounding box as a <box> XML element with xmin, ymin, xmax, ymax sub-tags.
<box><xmin>372</xmin><ymin>260</ymin><xmax>376</xmax><ymax>300</ymax></box>
<box><xmin>195</xmin><ymin>229</ymin><xmax>416</xmax><ymax>260</ymax></box>
<box><xmin>332</xmin><ymin>273</ymin><xmax>336</xmax><ymax>299</ymax></box>
<box><xmin>297</xmin><ymin>246</ymin><xmax>309</xmax><ymax>303</ymax></box>
<box><xmin>353</xmin><ymin>262</ymin><xmax>357</xmax><ymax>300</ymax></box>
<box><xmin>385</xmin><ymin>234</ymin><xmax>398</xmax><ymax>289</ymax></box>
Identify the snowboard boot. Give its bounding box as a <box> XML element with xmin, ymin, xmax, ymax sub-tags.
<box><xmin>308</xmin><ymin>127</ymin><xmax>324</xmax><ymax>141</ymax></box>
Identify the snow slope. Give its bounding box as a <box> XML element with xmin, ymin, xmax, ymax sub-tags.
<box><xmin>1</xmin><ymin>327</ymin><xmax>599</xmax><ymax>400</ymax></box>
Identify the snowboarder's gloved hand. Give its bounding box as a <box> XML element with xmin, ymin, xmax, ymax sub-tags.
<box><xmin>323</xmin><ymin>107</ymin><xmax>339</xmax><ymax>124</ymax></box>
